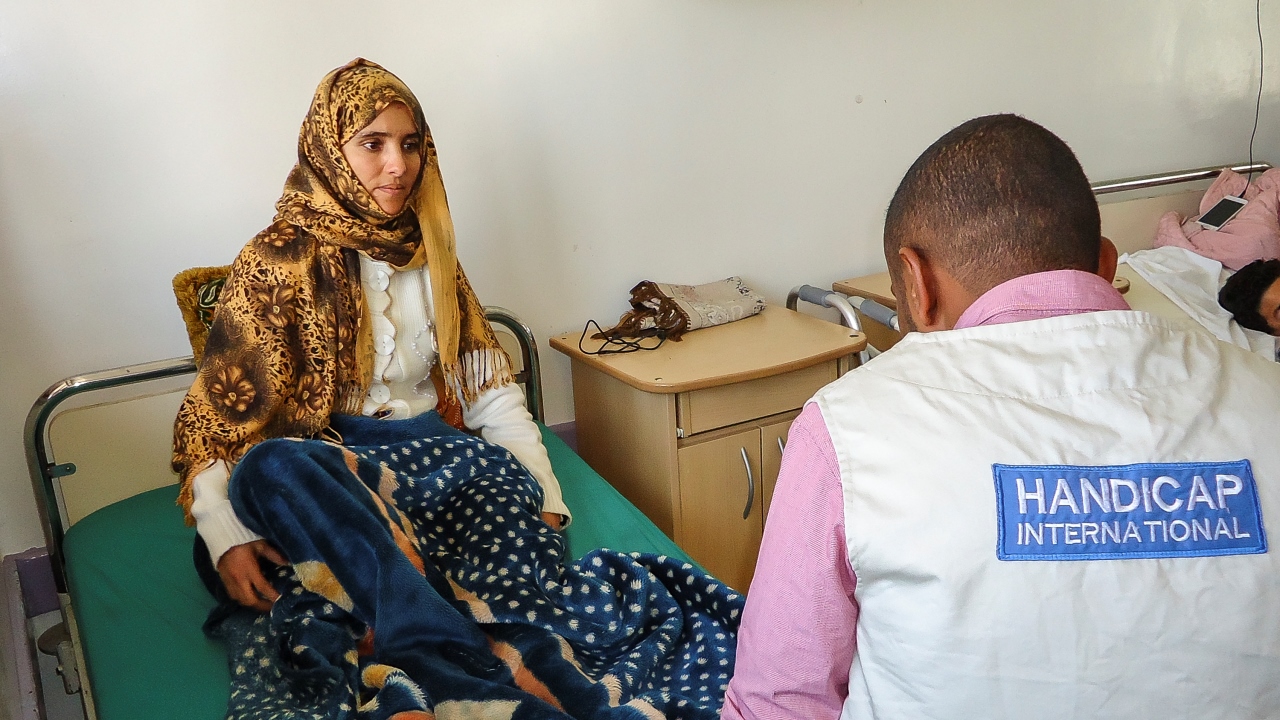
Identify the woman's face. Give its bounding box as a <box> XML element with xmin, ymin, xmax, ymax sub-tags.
<box><xmin>341</xmin><ymin>102</ymin><xmax>422</xmax><ymax>216</ymax></box>
<box><xmin>1259</xmin><ymin>277</ymin><xmax>1280</xmax><ymax>335</ymax></box>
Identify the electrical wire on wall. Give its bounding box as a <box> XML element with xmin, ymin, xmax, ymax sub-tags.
<box><xmin>1245</xmin><ymin>0</ymin><xmax>1265</xmax><ymax>191</ymax></box>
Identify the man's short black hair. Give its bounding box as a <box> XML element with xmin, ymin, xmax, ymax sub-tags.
<box><xmin>1219</xmin><ymin>259</ymin><xmax>1280</xmax><ymax>334</ymax></box>
<box><xmin>884</xmin><ymin>114</ymin><xmax>1100</xmax><ymax>294</ymax></box>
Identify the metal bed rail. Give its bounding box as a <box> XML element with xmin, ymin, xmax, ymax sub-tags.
<box><xmin>1091</xmin><ymin>162</ymin><xmax>1272</xmax><ymax>195</ymax></box>
<box><xmin>24</xmin><ymin>356</ymin><xmax>198</xmax><ymax>594</ymax></box>
<box><xmin>483</xmin><ymin>306</ymin><xmax>545</xmax><ymax>425</ymax></box>
<box><xmin>24</xmin><ymin>307</ymin><xmax>545</xmax><ymax>595</ymax></box>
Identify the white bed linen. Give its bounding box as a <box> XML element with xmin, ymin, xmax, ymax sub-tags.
<box><xmin>1120</xmin><ymin>246</ymin><xmax>1278</xmax><ymax>360</ymax></box>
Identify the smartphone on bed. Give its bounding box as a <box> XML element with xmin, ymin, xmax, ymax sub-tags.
<box><xmin>1197</xmin><ymin>195</ymin><xmax>1247</xmax><ymax>231</ymax></box>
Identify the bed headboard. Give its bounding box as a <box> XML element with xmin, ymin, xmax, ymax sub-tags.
<box><xmin>25</xmin><ymin>307</ymin><xmax>544</xmax><ymax>592</ymax></box>
<box><xmin>1095</xmin><ymin>162</ymin><xmax>1272</xmax><ymax>256</ymax></box>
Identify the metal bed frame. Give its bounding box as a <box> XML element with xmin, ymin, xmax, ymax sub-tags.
<box><xmin>20</xmin><ymin>306</ymin><xmax>543</xmax><ymax>718</ymax></box>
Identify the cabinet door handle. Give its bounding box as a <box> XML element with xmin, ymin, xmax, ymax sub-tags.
<box><xmin>777</xmin><ymin>437</ymin><xmax>786</xmax><ymax>454</ymax></box>
<box><xmin>740</xmin><ymin>446</ymin><xmax>755</xmax><ymax>520</ymax></box>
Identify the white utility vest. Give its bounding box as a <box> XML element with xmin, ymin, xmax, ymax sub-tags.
<box><xmin>814</xmin><ymin>310</ymin><xmax>1280</xmax><ymax>719</ymax></box>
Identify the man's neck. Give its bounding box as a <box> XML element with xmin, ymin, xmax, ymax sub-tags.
<box><xmin>952</xmin><ymin>270</ymin><xmax>1130</xmax><ymax>330</ymax></box>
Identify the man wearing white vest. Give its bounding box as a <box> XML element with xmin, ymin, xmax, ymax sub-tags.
<box><xmin>723</xmin><ymin>114</ymin><xmax>1280</xmax><ymax>719</ymax></box>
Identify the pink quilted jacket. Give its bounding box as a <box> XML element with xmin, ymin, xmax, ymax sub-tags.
<box><xmin>1153</xmin><ymin>168</ymin><xmax>1280</xmax><ymax>271</ymax></box>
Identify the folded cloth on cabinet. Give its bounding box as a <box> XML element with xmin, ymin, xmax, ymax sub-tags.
<box><xmin>1152</xmin><ymin>168</ymin><xmax>1280</xmax><ymax>271</ymax></box>
<box><xmin>204</xmin><ymin>411</ymin><xmax>742</xmax><ymax>720</ymax></box>
<box><xmin>595</xmin><ymin>277</ymin><xmax>766</xmax><ymax>342</ymax></box>
<box><xmin>1122</xmin><ymin>246</ymin><xmax>1278</xmax><ymax>359</ymax></box>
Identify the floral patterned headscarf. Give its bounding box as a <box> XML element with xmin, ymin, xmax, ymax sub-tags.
<box><xmin>173</xmin><ymin>59</ymin><xmax>512</xmax><ymax>522</ymax></box>
<box><xmin>277</xmin><ymin>58</ymin><xmax>427</xmax><ymax>266</ymax></box>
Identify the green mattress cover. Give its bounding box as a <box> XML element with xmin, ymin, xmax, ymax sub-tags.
<box><xmin>63</xmin><ymin>426</ymin><xmax>688</xmax><ymax>720</ymax></box>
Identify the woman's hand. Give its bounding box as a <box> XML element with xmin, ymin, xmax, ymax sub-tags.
<box><xmin>541</xmin><ymin>512</ymin><xmax>566</xmax><ymax>532</ymax></box>
<box><xmin>217</xmin><ymin>540</ymin><xmax>287</xmax><ymax>612</ymax></box>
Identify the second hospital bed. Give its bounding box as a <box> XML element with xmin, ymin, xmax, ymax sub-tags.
<box><xmin>827</xmin><ymin>162</ymin><xmax>1280</xmax><ymax>357</ymax></box>
<box><xmin>21</xmin><ymin>307</ymin><xmax>694</xmax><ymax>720</ymax></box>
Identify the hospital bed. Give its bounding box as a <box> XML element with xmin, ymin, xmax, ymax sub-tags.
<box><xmin>826</xmin><ymin>162</ymin><xmax>1277</xmax><ymax>354</ymax></box>
<box><xmin>18</xmin><ymin>307</ymin><xmax>693</xmax><ymax>720</ymax></box>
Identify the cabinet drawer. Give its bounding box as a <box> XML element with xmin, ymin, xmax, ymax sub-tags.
<box><xmin>677</xmin><ymin>361</ymin><xmax>835</xmax><ymax>436</ymax></box>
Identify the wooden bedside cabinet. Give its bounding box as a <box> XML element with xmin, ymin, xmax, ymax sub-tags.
<box><xmin>550</xmin><ymin>306</ymin><xmax>866</xmax><ymax>592</ymax></box>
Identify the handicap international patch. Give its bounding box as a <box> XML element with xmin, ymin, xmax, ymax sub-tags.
<box><xmin>993</xmin><ymin>460</ymin><xmax>1266</xmax><ymax>561</ymax></box>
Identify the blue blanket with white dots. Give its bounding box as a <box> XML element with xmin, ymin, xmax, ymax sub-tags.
<box><xmin>205</xmin><ymin>413</ymin><xmax>742</xmax><ymax>719</ymax></box>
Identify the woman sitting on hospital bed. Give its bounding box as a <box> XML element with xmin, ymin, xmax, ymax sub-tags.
<box><xmin>172</xmin><ymin>58</ymin><xmax>570</xmax><ymax>612</ymax></box>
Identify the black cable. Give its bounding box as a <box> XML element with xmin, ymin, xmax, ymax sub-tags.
<box><xmin>577</xmin><ymin>318</ymin><xmax>667</xmax><ymax>356</ymax></box>
<box><xmin>1246</xmin><ymin>0</ymin><xmax>1264</xmax><ymax>192</ymax></box>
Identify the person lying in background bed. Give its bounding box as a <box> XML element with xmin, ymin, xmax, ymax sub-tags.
<box><xmin>1219</xmin><ymin>258</ymin><xmax>1280</xmax><ymax>335</ymax></box>
<box><xmin>171</xmin><ymin>59</ymin><xmax>740</xmax><ymax>718</ymax></box>
<box><xmin>1153</xmin><ymin>167</ymin><xmax>1280</xmax><ymax>271</ymax></box>
<box><xmin>724</xmin><ymin>114</ymin><xmax>1280</xmax><ymax>719</ymax></box>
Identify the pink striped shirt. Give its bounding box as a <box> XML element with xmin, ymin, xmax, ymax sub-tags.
<box><xmin>722</xmin><ymin>270</ymin><xmax>1130</xmax><ymax>719</ymax></box>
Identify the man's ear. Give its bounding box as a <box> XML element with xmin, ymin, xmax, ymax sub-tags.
<box><xmin>1097</xmin><ymin>236</ymin><xmax>1118</xmax><ymax>283</ymax></box>
<box><xmin>898</xmin><ymin>246</ymin><xmax>946</xmax><ymax>332</ymax></box>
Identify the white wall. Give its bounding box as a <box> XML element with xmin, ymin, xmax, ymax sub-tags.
<box><xmin>0</xmin><ymin>0</ymin><xmax>1275</xmax><ymax>559</ymax></box>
